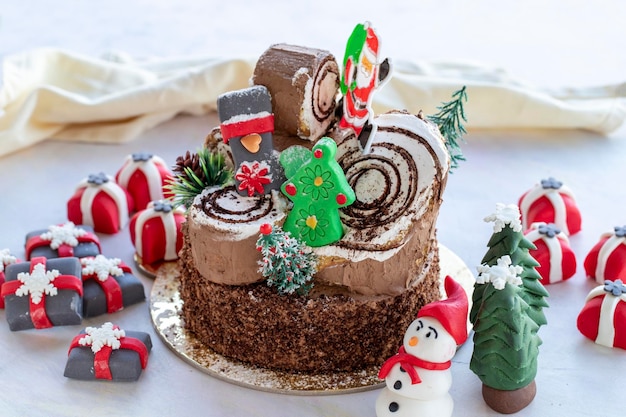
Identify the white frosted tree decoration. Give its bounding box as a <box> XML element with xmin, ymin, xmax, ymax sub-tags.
<box><xmin>476</xmin><ymin>255</ymin><xmax>523</xmax><ymax>290</ymax></box>
<box><xmin>483</xmin><ymin>203</ymin><xmax>523</xmax><ymax>233</ymax></box>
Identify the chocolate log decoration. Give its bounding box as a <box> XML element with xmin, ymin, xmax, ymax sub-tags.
<box><xmin>252</xmin><ymin>44</ymin><xmax>340</xmax><ymax>142</ymax></box>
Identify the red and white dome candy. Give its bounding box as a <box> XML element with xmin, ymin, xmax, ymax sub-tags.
<box><xmin>584</xmin><ymin>226</ymin><xmax>626</xmax><ymax>284</ymax></box>
<box><xmin>129</xmin><ymin>200</ymin><xmax>185</xmax><ymax>266</ymax></box>
<box><xmin>518</xmin><ymin>177</ymin><xmax>581</xmax><ymax>236</ymax></box>
<box><xmin>115</xmin><ymin>152</ymin><xmax>173</xmax><ymax>211</ymax></box>
<box><xmin>67</xmin><ymin>172</ymin><xmax>134</xmax><ymax>234</ymax></box>
<box><xmin>577</xmin><ymin>279</ymin><xmax>626</xmax><ymax>350</ymax></box>
<box><xmin>524</xmin><ymin>222</ymin><xmax>576</xmax><ymax>285</ymax></box>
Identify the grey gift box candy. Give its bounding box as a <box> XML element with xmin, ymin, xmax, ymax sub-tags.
<box><xmin>25</xmin><ymin>224</ymin><xmax>101</xmax><ymax>260</ymax></box>
<box><xmin>3</xmin><ymin>257</ymin><xmax>83</xmax><ymax>331</ymax></box>
<box><xmin>82</xmin><ymin>270</ymin><xmax>145</xmax><ymax>317</ymax></box>
<box><xmin>64</xmin><ymin>330</ymin><xmax>152</xmax><ymax>381</ymax></box>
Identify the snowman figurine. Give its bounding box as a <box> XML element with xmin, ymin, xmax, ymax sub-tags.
<box><xmin>376</xmin><ymin>276</ymin><xmax>469</xmax><ymax>417</ymax></box>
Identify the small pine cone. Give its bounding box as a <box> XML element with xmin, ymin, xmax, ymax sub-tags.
<box><xmin>173</xmin><ymin>151</ymin><xmax>203</xmax><ymax>179</ymax></box>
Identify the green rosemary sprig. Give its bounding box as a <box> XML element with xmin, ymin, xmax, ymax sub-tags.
<box><xmin>428</xmin><ymin>86</ymin><xmax>468</xmax><ymax>171</ymax></box>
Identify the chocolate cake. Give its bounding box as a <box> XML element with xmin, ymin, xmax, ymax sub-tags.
<box><xmin>176</xmin><ymin>34</ymin><xmax>452</xmax><ymax>374</ymax></box>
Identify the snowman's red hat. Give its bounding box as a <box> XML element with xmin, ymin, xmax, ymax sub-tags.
<box><xmin>417</xmin><ymin>276</ymin><xmax>469</xmax><ymax>345</ymax></box>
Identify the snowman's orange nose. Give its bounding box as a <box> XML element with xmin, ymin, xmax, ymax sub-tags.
<box><xmin>408</xmin><ymin>336</ymin><xmax>419</xmax><ymax>347</ymax></box>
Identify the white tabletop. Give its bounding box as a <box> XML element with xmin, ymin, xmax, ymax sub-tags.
<box><xmin>1</xmin><ymin>1</ymin><xmax>625</xmax><ymax>416</ymax></box>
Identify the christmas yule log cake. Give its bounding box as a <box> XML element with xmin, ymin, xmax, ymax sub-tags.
<box><xmin>173</xmin><ymin>27</ymin><xmax>463</xmax><ymax>374</ymax></box>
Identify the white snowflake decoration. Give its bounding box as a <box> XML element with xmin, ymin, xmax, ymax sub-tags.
<box><xmin>1</xmin><ymin>248</ymin><xmax>17</xmax><ymax>272</ymax></box>
<box><xmin>81</xmin><ymin>255</ymin><xmax>123</xmax><ymax>282</ymax></box>
<box><xmin>40</xmin><ymin>222</ymin><xmax>87</xmax><ymax>249</ymax></box>
<box><xmin>476</xmin><ymin>255</ymin><xmax>523</xmax><ymax>290</ymax></box>
<box><xmin>484</xmin><ymin>203</ymin><xmax>522</xmax><ymax>233</ymax></box>
<box><xmin>78</xmin><ymin>322</ymin><xmax>126</xmax><ymax>353</ymax></box>
<box><xmin>14</xmin><ymin>263</ymin><xmax>60</xmax><ymax>304</ymax></box>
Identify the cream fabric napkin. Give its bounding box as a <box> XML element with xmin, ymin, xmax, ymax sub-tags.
<box><xmin>1</xmin><ymin>48</ymin><xmax>625</xmax><ymax>158</ymax></box>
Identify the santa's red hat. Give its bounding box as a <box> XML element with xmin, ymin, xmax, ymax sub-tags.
<box><xmin>364</xmin><ymin>23</ymin><xmax>379</xmax><ymax>55</ymax></box>
<box><xmin>417</xmin><ymin>276</ymin><xmax>469</xmax><ymax>345</ymax></box>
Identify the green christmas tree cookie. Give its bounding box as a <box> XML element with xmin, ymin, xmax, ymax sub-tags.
<box><xmin>280</xmin><ymin>137</ymin><xmax>355</xmax><ymax>247</ymax></box>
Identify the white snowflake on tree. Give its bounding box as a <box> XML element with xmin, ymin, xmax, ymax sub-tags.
<box><xmin>81</xmin><ymin>255</ymin><xmax>123</xmax><ymax>282</ymax></box>
<box><xmin>78</xmin><ymin>322</ymin><xmax>126</xmax><ymax>353</ymax></box>
<box><xmin>39</xmin><ymin>222</ymin><xmax>87</xmax><ymax>249</ymax></box>
<box><xmin>484</xmin><ymin>203</ymin><xmax>522</xmax><ymax>233</ymax></box>
<box><xmin>476</xmin><ymin>255</ymin><xmax>523</xmax><ymax>290</ymax></box>
<box><xmin>1</xmin><ymin>248</ymin><xmax>17</xmax><ymax>272</ymax></box>
<box><xmin>14</xmin><ymin>263</ymin><xmax>60</xmax><ymax>304</ymax></box>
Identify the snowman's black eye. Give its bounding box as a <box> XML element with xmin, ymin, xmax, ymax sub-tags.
<box><xmin>416</xmin><ymin>320</ymin><xmax>423</xmax><ymax>331</ymax></box>
<box><xmin>425</xmin><ymin>326</ymin><xmax>438</xmax><ymax>339</ymax></box>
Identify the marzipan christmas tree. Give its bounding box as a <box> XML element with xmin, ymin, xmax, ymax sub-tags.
<box><xmin>470</xmin><ymin>203</ymin><xmax>548</xmax><ymax>414</ymax></box>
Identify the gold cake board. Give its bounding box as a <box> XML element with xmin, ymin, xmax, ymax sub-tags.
<box><xmin>149</xmin><ymin>244</ymin><xmax>474</xmax><ymax>395</ymax></box>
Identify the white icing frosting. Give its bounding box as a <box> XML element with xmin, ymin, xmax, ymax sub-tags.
<box><xmin>116</xmin><ymin>154</ymin><xmax>167</xmax><ymax>202</ymax></box>
<box><xmin>595</xmin><ymin>232</ymin><xmax>626</xmax><ymax>284</ymax></box>
<box><xmin>135</xmin><ymin>202</ymin><xmax>183</xmax><ymax>260</ymax></box>
<box><xmin>81</xmin><ymin>255</ymin><xmax>123</xmax><ymax>281</ymax></box>
<box><xmin>484</xmin><ymin>203</ymin><xmax>522</xmax><ymax>233</ymax></box>
<box><xmin>519</xmin><ymin>182</ymin><xmax>575</xmax><ymax>234</ymax></box>
<box><xmin>40</xmin><ymin>222</ymin><xmax>86</xmax><ymax>249</ymax></box>
<box><xmin>190</xmin><ymin>187</ymin><xmax>288</xmax><ymax>241</ymax></box>
<box><xmin>525</xmin><ymin>222</ymin><xmax>569</xmax><ymax>284</ymax></box>
<box><xmin>0</xmin><ymin>248</ymin><xmax>17</xmax><ymax>272</ymax></box>
<box><xmin>14</xmin><ymin>262</ymin><xmax>60</xmax><ymax>304</ymax></box>
<box><xmin>78</xmin><ymin>322</ymin><xmax>126</xmax><ymax>353</ymax></box>
<box><xmin>221</xmin><ymin>111</ymin><xmax>272</xmax><ymax>126</ymax></box>
<box><xmin>585</xmin><ymin>285</ymin><xmax>626</xmax><ymax>348</ymax></box>
<box><xmin>476</xmin><ymin>255</ymin><xmax>523</xmax><ymax>290</ymax></box>
<box><xmin>77</xmin><ymin>175</ymin><xmax>129</xmax><ymax>231</ymax></box>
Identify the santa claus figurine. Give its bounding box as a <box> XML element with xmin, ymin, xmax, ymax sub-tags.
<box><xmin>338</xmin><ymin>21</ymin><xmax>391</xmax><ymax>153</ymax></box>
<box><xmin>376</xmin><ymin>276</ymin><xmax>468</xmax><ymax>417</ymax></box>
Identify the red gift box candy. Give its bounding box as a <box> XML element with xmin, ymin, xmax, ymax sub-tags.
<box><xmin>0</xmin><ymin>249</ymin><xmax>20</xmax><ymax>309</ymax></box>
<box><xmin>115</xmin><ymin>152</ymin><xmax>173</xmax><ymax>211</ymax></box>
<box><xmin>584</xmin><ymin>226</ymin><xmax>626</xmax><ymax>284</ymax></box>
<box><xmin>519</xmin><ymin>177</ymin><xmax>581</xmax><ymax>236</ymax></box>
<box><xmin>577</xmin><ymin>279</ymin><xmax>626</xmax><ymax>350</ymax></box>
<box><xmin>129</xmin><ymin>200</ymin><xmax>185</xmax><ymax>265</ymax></box>
<box><xmin>524</xmin><ymin>222</ymin><xmax>576</xmax><ymax>285</ymax></box>
<box><xmin>67</xmin><ymin>173</ymin><xmax>134</xmax><ymax>234</ymax></box>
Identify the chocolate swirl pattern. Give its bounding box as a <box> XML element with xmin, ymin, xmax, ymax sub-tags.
<box><xmin>200</xmin><ymin>186</ymin><xmax>276</xmax><ymax>224</ymax></box>
<box><xmin>340</xmin><ymin>143</ymin><xmax>418</xmax><ymax>230</ymax></box>
<box><xmin>332</xmin><ymin>112</ymin><xmax>449</xmax><ymax>252</ymax></box>
<box><xmin>311</xmin><ymin>57</ymin><xmax>340</xmax><ymax>124</ymax></box>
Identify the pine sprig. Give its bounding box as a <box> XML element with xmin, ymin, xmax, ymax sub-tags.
<box><xmin>165</xmin><ymin>148</ymin><xmax>233</xmax><ymax>208</ymax></box>
<box><xmin>428</xmin><ymin>86</ymin><xmax>468</xmax><ymax>171</ymax></box>
<box><xmin>256</xmin><ymin>224</ymin><xmax>317</xmax><ymax>296</ymax></box>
